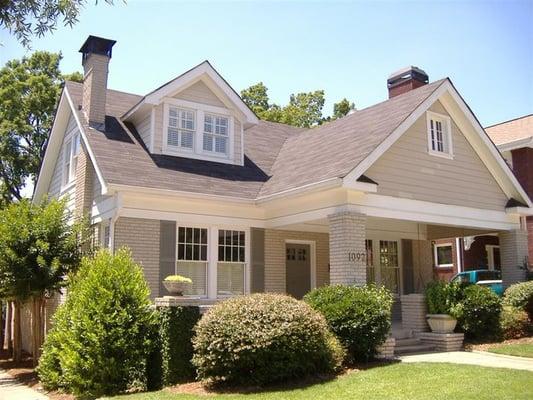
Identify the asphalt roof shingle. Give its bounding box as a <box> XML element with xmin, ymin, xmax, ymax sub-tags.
<box><xmin>65</xmin><ymin>79</ymin><xmax>446</xmax><ymax>199</ymax></box>
<box><xmin>485</xmin><ymin>114</ymin><xmax>533</xmax><ymax>146</ymax></box>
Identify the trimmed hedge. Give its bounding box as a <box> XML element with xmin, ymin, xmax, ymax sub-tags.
<box><xmin>503</xmin><ymin>281</ymin><xmax>533</xmax><ymax>319</ymax></box>
<box><xmin>192</xmin><ymin>293</ymin><xmax>344</xmax><ymax>386</ymax></box>
<box><xmin>37</xmin><ymin>249</ymin><xmax>155</xmax><ymax>398</ymax></box>
<box><xmin>456</xmin><ymin>285</ymin><xmax>502</xmax><ymax>340</ymax></box>
<box><xmin>304</xmin><ymin>285</ymin><xmax>393</xmax><ymax>361</ymax></box>
<box><xmin>500</xmin><ymin>306</ymin><xmax>531</xmax><ymax>339</ymax></box>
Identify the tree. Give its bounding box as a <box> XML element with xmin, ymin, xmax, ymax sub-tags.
<box><xmin>0</xmin><ymin>51</ymin><xmax>82</xmax><ymax>206</ymax></box>
<box><xmin>0</xmin><ymin>199</ymin><xmax>85</xmax><ymax>363</ymax></box>
<box><xmin>241</xmin><ymin>82</ymin><xmax>354</xmax><ymax>128</ymax></box>
<box><xmin>333</xmin><ymin>98</ymin><xmax>356</xmax><ymax>119</ymax></box>
<box><xmin>0</xmin><ymin>0</ymin><xmax>115</xmax><ymax>48</ymax></box>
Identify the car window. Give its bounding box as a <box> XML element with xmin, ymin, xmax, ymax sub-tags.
<box><xmin>477</xmin><ymin>271</ymin><xmax>501</xmax><ymax>281</ymax></box>
<box><xmin>453</xmin><ymin>273</ymin><xmax>470</xmax><ymax>284</ymax></box>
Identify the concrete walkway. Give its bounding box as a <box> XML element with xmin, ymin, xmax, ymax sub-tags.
<box><xmin>0</xmin><ymin>369</ymin><xmax>48</xmax><ymax>400</ymax></box>
<box><xmin>400</xmin><ymin>351</ymin><xmax>533</xmax><ymax>372</ymax></box>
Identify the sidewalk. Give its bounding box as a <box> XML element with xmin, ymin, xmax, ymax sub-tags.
<box><xmin>400</xmin><ymin>350</ymin><xmax>533</xmax><ymax>372</ymax></box>
<box><xmin>0</xmin><ymin>369</ymin><xmax>48</xmax><ymax>400</ymax></box>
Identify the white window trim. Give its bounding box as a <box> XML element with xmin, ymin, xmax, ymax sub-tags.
<box><xmin>175</xmin><ymin>224</ymin><xmax>250</xmax><ymax>300</ymax></box>
<box><xmin>363</xmin><ymin>236</ymin><xmax>403</xmax><ymax>296</ymax></box>
<box><xmin>485</xmin><ymin>244</ymin><xmax>500</xmax><ymax>271</ymax></box>
<box><xmin>162</xmin><ymin>98</ymin><xmax>235</xmax><ymax>164</ymax></box>
<box><xmin>203</xmin><ymin>112</ymin><xmax>231</xmax><ymax>157</ymax></box>
<box><xmin>434</xmin><ymin>242</ymin><xmax>454</xmax><ymax>268</ymax></box>
<box><xmin>60</xmin><ymin>132</ymin><xmax>80</xmax><ymax>192</ymax></box>
<box><xmin>426</xmin><ymin>110</ymin><xmax>453</xmax><ymax>159</ymax></box>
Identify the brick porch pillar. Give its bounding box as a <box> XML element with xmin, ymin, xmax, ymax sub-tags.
<box><xmin>328</xmin><ymin>211</ymin><xmax>366</xmax><ymax>285</ymax></box>
<box><xmin>500</xmin><ymin>229</ymin><xmax>528</xmax><ymax>288</ymax></box>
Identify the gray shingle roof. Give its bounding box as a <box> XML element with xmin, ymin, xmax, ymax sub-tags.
<box><xmin>65</xmin><ymin>78</ymin><xmax>446</xmax><ymax>200</ymax></box>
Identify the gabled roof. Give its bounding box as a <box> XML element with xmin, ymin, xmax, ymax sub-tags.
<box><xmin>485</xmin><ymin>114</ymin><xmax>533</xmax><ymax>149</ymax></box>
<box><xmin>123</xmin><ymin>61</ymin><xmax>258</xmax><ymax>127</ymax></box>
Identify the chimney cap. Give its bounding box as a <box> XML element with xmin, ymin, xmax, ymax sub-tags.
<box><xmin>79</xmin><ymin>35</ymin><xmax>116</xmax><ymax>59</ymax></box>
<box><xmin>387</xmin><ymin>66</ymin><xmax>428</xmax><ymax>88</ymax></box>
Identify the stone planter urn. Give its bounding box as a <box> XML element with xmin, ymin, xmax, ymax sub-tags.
<box><xmin>426</xmin><ymin>314</ymin><xmax>457</xmax><ymax>333</ymax></box>
<box><xmin>163</xmin><ymin>279</ymin><xmax>191</xmax><ymax>296</ymax></box>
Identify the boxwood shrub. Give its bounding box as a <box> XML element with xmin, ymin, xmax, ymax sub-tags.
<box><xmin>503</xmin><ymin>281</ymin><xmax>533</xmax><ymax>319</ymax></box>
<box><xmin>455</xmin><ymin>284</ymin><xmax>501</xmax><ymax>340</ymax></box>
<box><xmin>37</xmin><ymin>249</ymin><xmax>155</xmax><ymax>398</ymax></box>
<box><xmin>192</xmin><ymin>293</ymin><xmax>344</xmax><ymax>386</ymax></box>
<box><xmin>304</xmin><ymin>285</ymin><xmax>393</xmax><ymax>362</ymax></box>
<box><xmin>500</xmin><ymin>306</ymin><xmax>531</xmax><ymax>339</ymax></box>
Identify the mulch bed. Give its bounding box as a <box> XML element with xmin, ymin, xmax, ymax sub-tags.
<box><xmin>464</xmin><ymin>336</ymin><xmax>533</xmax><ymax>352</ymax></box>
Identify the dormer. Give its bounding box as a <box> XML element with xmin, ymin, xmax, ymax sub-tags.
<box><xmin>123</xmin><ymin>61</ymin><xmax>258</xmax><ymax>165</ymax></box>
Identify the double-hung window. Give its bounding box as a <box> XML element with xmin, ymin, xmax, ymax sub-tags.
<box><xmin>217</xmin><ymin>230</ymin><xmax>245</xmax><ymax>296</ymax></box>
<box><xmin>203</xmin><ymin>114</ymin><xmax>229</xmax><ymax>155</ymax></box>
<box><xmin>167</xmin><ymin>107</ymin><xmax>195</xmax><ymax>150</ymax></box>
<box><xmin>176</xmin><ymin>227</ymin><xmax>208</xmax><ymax>296</ymax></box>
<box><xmin>434</xmin><ymin>243</ymin><xmax>453</xmax><ymax>268</ymax></box>
<box><xmin>427</xmin><ymin>111</ymin><xmax>453</xmax><ymax>158</ymax></box>
<box><xmin>62</xmin><ymin>133</ymin><xmax>80</xmax><ymax>187</ymax></box>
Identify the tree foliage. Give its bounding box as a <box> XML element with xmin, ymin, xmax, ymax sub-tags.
<box><xmin>0</xmin><ymin>0</ymin><xmax>115</xmax><ymax>48</ymax></box>
<box><xmin>0</xmin><ymin>51</ymin><xmax>82</xmax><ymax>206</ymax></box>
<box><xmin>240</xmin><ymin>82</ymin><xmax>355</xmax><ymax>128</ymax></box>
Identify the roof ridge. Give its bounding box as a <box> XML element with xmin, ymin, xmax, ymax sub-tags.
<box><xmin>65</xmin><ymin>80</ymin><xmax>142</xmax><ymax>98</ymax></box>
<box><xmin>485</xmin><ymin>113</ymin><xmax>533</xmax><ymax>129</ymax></box>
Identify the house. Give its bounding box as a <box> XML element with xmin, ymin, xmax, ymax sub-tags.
<box><xmin>430</xmin><ymin>115</ymin><xmax>533</xmax><ymax>281</ymax></box>
<box><xmin>34</xmin><ymin>36</ymin><xmax>532</xmax><ymax>318</ymax></box>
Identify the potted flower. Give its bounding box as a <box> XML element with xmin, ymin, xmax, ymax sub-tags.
<box><xmin>425</xmin><ymin>281</ymin><xmax>461</xmax><ymax>333</ymax></box>
<box><xmin>163</xmin><ymin>275</ymin><xmax>192</xmax><ymax>296</ymax></box>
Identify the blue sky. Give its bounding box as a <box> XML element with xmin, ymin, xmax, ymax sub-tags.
<box><xmin>1</xmin><ymin>0</ymin><xmax>532</xmax><ymax>127</ymax></box>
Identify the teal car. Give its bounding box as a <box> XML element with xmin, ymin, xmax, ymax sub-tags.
<box><xmin>450</xmin><ymin>270</ymin><xmax>504</xmax><ymax>296</ymax></box>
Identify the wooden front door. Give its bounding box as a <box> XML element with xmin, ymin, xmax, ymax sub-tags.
<box><xmin>286</xmin><ymin>243</ymin><xmax>311</xmax><ymax>299</ymax></box>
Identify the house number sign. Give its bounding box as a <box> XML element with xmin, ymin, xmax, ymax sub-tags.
<box><xmin>348</xmin><ymin>252</ymin><xmax>366</xmax><ymax>262</ymax></box>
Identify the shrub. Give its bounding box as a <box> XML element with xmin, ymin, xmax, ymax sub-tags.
<box><xmin>304</xmin><ymin>285</ymin><xmax>393</xmax><ymax>361</ymax></box>
<box><xmin>37</xmin><ymin>249</ymin><xmax>155</xmax><ymax>398</ymax></box>
<box><xmin>500</xmin><ymin>306</ymin><xmax>531</xmax><ymax>339</ymax></box>
<box><xmin>192</xmin><ymin>293</ymin><xmax>344</xmax><ymax>386</ymax></box>
<box><xmin>157</xmin><ymin>305</ymin><xmax>201</xmax><ymax>385</ymax></box>
<box><xmin>503</xmin><ymin>281</ymin><xmax>533</xmax><ymax>319</ymax></box>
<box><xmin>455</xmin><ymin>285</ymin><xmax>502</xmax><ymax>340</ymax></box>
<box><xmin>425</xmin><ymin>280</ymin><xmax>463</xmax><ymax>318</ymax></box>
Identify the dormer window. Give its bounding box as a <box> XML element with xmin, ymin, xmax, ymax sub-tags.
<box><xmin>167</xmin><ymin>107</ymin><xmax>195</xmax><ymax>150</ymax></box>
<box><xmin>426</xmin><ymin>111</ymin><xmax>453</xmax><ymax>159</ymax></box>
<box><xmin>203</xmin><ymin>114</ymin><xmax>228</xmax><ymax>155</ymax></box>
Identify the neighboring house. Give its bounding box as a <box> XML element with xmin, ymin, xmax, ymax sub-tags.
<box><xmin>34</xmin><ymin>36</ymin><xmax>532</xmax><ymax>318</ymax></box>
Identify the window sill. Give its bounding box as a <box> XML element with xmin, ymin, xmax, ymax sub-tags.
<box><xmin>60</xmin><ymin>181</ymin><xmax>76</xmax><ymax>194</ymax></box>
<box><xmin>428</xmin><ymin>150</ymin><xmax>454</xmax><ymax>160</ymax></box>
<box><xmin>162</xmin><ymin>147</ymin><xmax>237</xmax><ymax>165</ymax></box>
<box><xmin>435</xmin><ymin>264</ymin><xmax>454</xmax><ymax>269</ymax></box>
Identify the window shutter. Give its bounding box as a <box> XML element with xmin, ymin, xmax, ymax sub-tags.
<box><xmin>250</xmin><ymin>228</ymin><xmax>265</xmax><ymax>293</ymax></box>
<box><xmin>159</xmin><ymin>220</ymin><xmax>177</xmax><ymax>296</ymax></box>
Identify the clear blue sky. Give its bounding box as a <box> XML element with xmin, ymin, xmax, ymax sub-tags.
<box><xmin>1</xmin><ymin>0</ymin><xmax>532</xmax><ymax>127</ymax></box>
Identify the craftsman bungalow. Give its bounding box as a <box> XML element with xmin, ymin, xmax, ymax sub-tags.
<box><xmin>34</xmin><ymin>36</ymin><xmax>531</xmax><ymax>317</ymax></box>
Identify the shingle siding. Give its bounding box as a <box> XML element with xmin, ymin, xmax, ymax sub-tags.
<box><xmin>114</xmin><ymin>217</ymin><xmax>161</xmax><ymax>298</ymax></box>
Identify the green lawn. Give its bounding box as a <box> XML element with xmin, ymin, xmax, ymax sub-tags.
<box><xmin>488</xmin><ymin>343</ymin><xmax>533</xmax><ymax>358</ymax></box>
<box><xmin>108</xmin><ymin>363</ymin><xmax>533</xmax><ymax>400</ymax></box>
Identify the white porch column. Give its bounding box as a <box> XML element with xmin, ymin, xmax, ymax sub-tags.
<box><xmin>500</xmin><ymin>229</ymin><xmax>528</xmax><ymax>288</ymax></box>
<box><xmin>328</xmin><ymin>211</ymin><xmax>366</xmax><ymax>285</ymax></box>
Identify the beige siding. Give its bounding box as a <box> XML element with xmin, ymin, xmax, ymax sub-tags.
<box><xmin>174</xmin><ymin>80</ymin><xmax>225</xmax><ymax>107</ymax></box>
<box><xmin>264</xmin><ymin>229</ymin><xmax>329</xmax><ymax>293</ymax></box>
<box><xmin>234</xmin><ymin>119</ymin><xmax>242</xmax><ymax>164</ymax></box>
<box><xmin>114</xmin><ymin>217</ymin><xmax>161</xmax><ymax>298</ymax></box>
<box><xmin>135</xmin><ymin>110</ymin><xmax>152</xmax><ymax>150</ymax></box>
<box><xmin>365</xmin><ymin>101</ymin><xmax>508</xmax><ymax>210</ymax></box>
<box><xmin>153</xmin><ymin>104</ymin><xmax>164</xmax><ymax>154</ymax></box>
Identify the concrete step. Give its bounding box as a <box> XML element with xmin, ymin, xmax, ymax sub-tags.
<box><xmin>395</xmin><ymin>343</ymin><xmax>436</xmax><ymax>355</ymax></box>
<box><xmin>395</xmin><ymin>337</ymin><xmax>421</xmax><ymax>347</ymax></box>
<box><xmin>391</xmin><ymin>328</ymin><xmax>412</xmax><ymax>340</ymax></box>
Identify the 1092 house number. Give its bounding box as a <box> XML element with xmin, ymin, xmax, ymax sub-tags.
<box><xmin>348</xmin><ymin>252</ymin><xmax>367</xmax><ymax>262</ymax></box>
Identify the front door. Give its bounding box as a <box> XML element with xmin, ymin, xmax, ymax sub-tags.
<box><xmin>365</xmin><ymin>239</ymin><xmax>401</xmax><ymax>295</ymax></box>
<box><xmin>286</xmin><ymin>243</ymin><xmax>311</xmax><ymax>299</ymax></box>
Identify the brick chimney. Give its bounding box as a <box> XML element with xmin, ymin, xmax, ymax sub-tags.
<box><xmin>387</xmin><ymin>66</ymin><xmax>429</xmax><ymax>98</ymax></box>
<box><xmin>79</xmin><ymin>35</ymin><xmax>116</xmax><ymax>128</ymax></box>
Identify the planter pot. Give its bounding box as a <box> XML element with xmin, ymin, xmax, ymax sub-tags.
<box><xmin>426</xmin><ymin>314</ymin><xmax>457</xmax><ymax>333</ymax></box>
<box><xmin>163</xmin><ymin>281</ymin><xmax>191</xmax><ymax>296</ymax></box>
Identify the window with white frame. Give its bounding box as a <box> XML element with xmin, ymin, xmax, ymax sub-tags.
<box><xmin>176</xmin><ymin>227</ymin><xmax>208</xmax><ymax>296</ymax></box>
<box><xmin>203</xmin><ymin>114</ymin><xmax>229</xmax><ymax>155</ymax></box>
<box><xmin>434</xmin><ymin>243</ymin><xmax>453</xmax><ymax>268</ymax></box>
<box><xmin>217</xmin><ymin>230</ymin><xmax>245</xmax><ymax>296</ymax></box>
<box><xmin>427</xmin><ymin>111</ymin><xmax>453</xmax><ymax>158</ymax></box>
<box><xmin>167</xmin><ymin>107</ymin><xmax>195</xmax><ymax>150</ymax></box>
<box><xmin>62</xmin><ymin>133</ymin><xmax>80</xmax><ymax>187</ymax></box>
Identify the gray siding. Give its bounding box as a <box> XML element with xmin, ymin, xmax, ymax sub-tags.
<box><xmin>365</xmin><ymin>101</ymin><xmax>508</xmax><ymax>210</ymax></box>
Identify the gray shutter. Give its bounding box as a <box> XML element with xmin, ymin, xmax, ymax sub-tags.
<box><xmin>250</xmin><ymin>228</ymin><xmax>265</xmax><ymax>293</ymax></box>
<box><xmin>159</xmin><ymin>220</ymin><xmax>177</xmax><ymax>296</ymax></box>
<box><xmin>402</xmin><ymin>239</ymin><xmax>415</xmax><ymax>295</ymax></box>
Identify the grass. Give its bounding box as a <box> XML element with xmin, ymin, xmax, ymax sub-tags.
<box><xmin>488</xmin><ymin>343</ymin><xmax>533</xmax><ymax>358</ymax></box>
<box><xmin>108</xmin><ymin>363</ymin><xmax>533</xmax><ymax>400</ymax></box>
